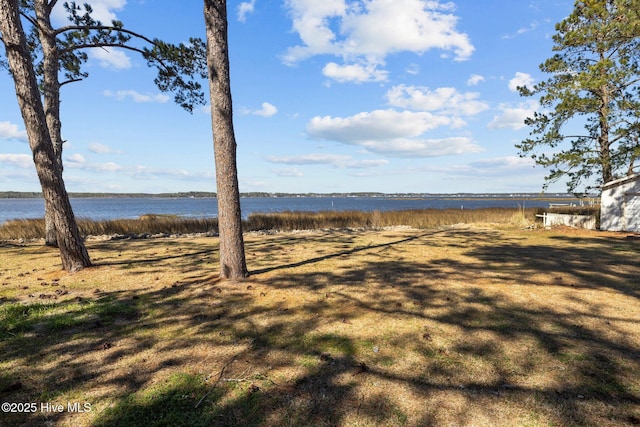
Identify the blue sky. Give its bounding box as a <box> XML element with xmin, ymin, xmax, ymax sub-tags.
<box><xmin>0</xmin><ymin>0</ymin><xmax>574</xmax><ymax>194</ymax></box>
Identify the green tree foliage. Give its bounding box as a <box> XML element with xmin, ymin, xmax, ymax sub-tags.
<box><xmin>518</xmin><ymin>0</ymin><xmax>640</xmax><ymax>193</ymax></box>
<box><xmin>11</xmin><ymin>1</ymin><xmax>208</xmax><ymax>111</ymax></box>
<box><xmin>1</xmin><ymin>1</ymin><xmax>207</xmax><ymax>246</ymax></box>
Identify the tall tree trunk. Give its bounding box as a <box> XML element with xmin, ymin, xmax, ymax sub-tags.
<box><xmin>204</xmin><ymin>0</ymin><xmax>248</xmax><ymax>279</ymax></box>
<box><xmin>1</xmin><ymin>0</ymin><xmax>91</xmax><ymax>272</ymax></box>
<box><xmin>599</xmin><ymin>84</ymin><xmax>613</xmax><ymax>184</ymax></box>
<box><xmin>34</xmin><ymin>0</ymin><xmax>64</xmax><ymax>247</ymax></box>
<box><xmin>44</xmin><ymin>203</ymin><xmax>58</xmax><ymax>246</ymax></box>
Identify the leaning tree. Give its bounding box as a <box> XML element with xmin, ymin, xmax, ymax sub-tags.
<box><xmin>1</xmin><ymin>0</ymin><xmax>90</xmax><ymax>271</ymax></box>
<box><xmin>518</xmin><ymin>0</ymin><xmax>640</xmax><ymax>193</ymax></box>
<box><xmin>2</xmin><ymin>0</ymin><xmax>208</xmax><ymax>247</ymax></box>
<box><xmin>3</xmin><ymin>0</ymin><xmax>248</xmax><ymax>276</ymax></box>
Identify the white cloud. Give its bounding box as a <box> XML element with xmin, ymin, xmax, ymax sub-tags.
<box><xmin>267</xmin><ymin>153</ymin><xmax>388</xmax><ymax>169</ymax></box>
<box><xmin>356</xmin><ymin>137</ymin><xmax>483</xmax><ymax>158</ymax></box>
<box><xmin>240</xmin><ymin>179</ymin><xmax>270</xmax><ymax>190</ymax></box>
<box><xmin>468</xmin><ymin>156</ymin><xmax>535</xmax><ymax>172</ymax></box>
<box><xmin>0</xmin><ymin>121</ymin><xmax>28</xmax><ymax>142</ymax></box>
<box><xmin>267</xmin><ymin>153</ymin><xmax>352</xmax><ymax>166</ymax></box>
<box><xmin>518</xmin><ymin>22</ymin><xmax>539</xmax><ymax>35</ymax></box>
<box><xmin>508</xmin><ymin>72</ymin><xmax>535</xmax><ymax>93</ymax></box>
<box><xmin>273</xmin><ymin>168</ymin><xmax>304</xmax><ymax>177</ymax></box>
<box><xmin>386</xmin><ymin>84</ymin><xmax>489</xmax><ymax>116</ymax></box>
<box><xmin>84</xmin><ymin>0</ymin><xmax>126</xmax><ymax>23</ymax></box>
<box><xmin>91</xmin><ymin>48</ymin><xmax>131</xmax><ymax>70</ymax></box>
<box><xmin>52</xmin><ymin>0</ymin><xmax>126</xmax><ymax>25</ymax></box>
<box><xmin>103</xmin><ymin>89</ymin><xmax>170</xmax><ymax>103</ymax></box>
<box><xmin>406</xmin><ymin>63</ymin><xmax>420</xmax><ymax>75</ymax></box>
<box><xmin>0</xmin><ymin>169</ymin><xmax>37</xmax><ymax>185</ymax></box>
<box><xmin>252</xmin><ymin>102</ymin><xmax>278</xmax><ymax>117</ymax></box>
<box><xmin>307</xmin><ymin>109</ymin><xmax>483</xmax><ymax>157</ymax></box>
<box><xmin>308</xmin><ymin>109</ymin><xmax>454</xmax><ymax>144</ymax></box>
<box><xmin>88</xmin><ymin>142</ymin><xmax>121</xmax><ymax>154</ymax></box>
<box><xmin>96</xmin><ymin>162</ymin><xmax>125</xmax><ymax>172</ymax></box>
<box><xmin>339</xmin><ymin>0</ymin><xmax>472</xmax><ymax>58</ymax></box>
<box><xmin>323</xmin><ymin>61</ymin><xmax>388</xmax><ymax>83</ymax></box>
<box><xmin>344</xmin><ymin>159</ymin><xmax>389</xmax><ymax>168</ymax></box>
<box><xmin>0</xmin><ymin>153</ymin><xmax>33</xmax><ymax>168</ymax></box>
<box><xmin>436</xmin><ymin>156</ymin><xmax>538</xmax><ymax>182</ymax></box>
<box><xmin>283</xmin><ymin>0</ymin><xmax>473</xmax><ymax>82</ymax></box>
<box><xmin>417</xmin><ymin>156</ymin><xmax>540</xmax><ymax>186</ymax></box>
<box><xmin>467</xmin><ymin>74</ymin><xmax>485</xmax><ymax>86</ymax></box>
<box><xmin>66</xmin><ymin>153</ymin><xmax>86</xmax><ymax>164</ymax></box>
<box><xmin>503</xmin><ymin>21</ymin><xmax>539</xmax><ymax>39</ymax></box>
<box><xmin>65</xmin><ymin>158</ymin><xmax>123</xmax><ymax>173</ymax></box>
<box><xmin>63</xmin><ymin>158</ymin><xmax>215</xmax><ymax>182</ymax></box>
<box><xmin>238</xmin><ymin>0</ymin><xmax>257</xmax><ymax>22</ymax></box>
<box><xmin>50</xmin><ymin>1</ymin><xmax>132</xmax><ymax>69</ymax></box>
<box><xmin>283</xmin><ymin>0</ymin><xmax>346</xmax><ymax>63</ymax></box>
<box><xmin>487</xmin><ymin>101</ymin><xmax>539</xmax><ymax>130</ymax></box>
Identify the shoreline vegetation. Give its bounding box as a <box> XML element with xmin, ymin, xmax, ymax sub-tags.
<box><xmin>0</xmin><ymin>207</ymin><xmax>601</xmax><ymax>241</ymax></box>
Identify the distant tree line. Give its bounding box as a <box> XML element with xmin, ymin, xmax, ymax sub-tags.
<box><xmin>0</xmin><ymin>191</ymin><xmax>599</xmax><ymax>200</ymax></box>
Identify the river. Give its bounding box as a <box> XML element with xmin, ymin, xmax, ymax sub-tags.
<box><xmin>0</xmin><ymin>195</ymin><xmax>575</xmax><ymax>224</ymax></box>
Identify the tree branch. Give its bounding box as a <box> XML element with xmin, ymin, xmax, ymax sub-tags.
<box><xmin>54</xmin><ymin>24</ymin><xmax>156</xmax><ymax>45</ymax></box>
<box><xmin>47</xmin><ymin>0</ymin><xmax>57</xmax><ymax>14</ymax></box>
<box><xmin>59</xmin><ymin>77</ymin><xmax>84</xmax><ymax>86</ymax></box>
<box><xmin>58</xmin><ymin>42</ymin><xmax>181</xmax><ymax>82</ymax></box>
<box><xmin>19</xmin><ymin>10</ymin><xmax>38</xmax><ymax>27</ymax></box>
<box><xmin>60</xmin><ymin>42</ymin><xmax>148</xmax><ymax>57</ymax></box>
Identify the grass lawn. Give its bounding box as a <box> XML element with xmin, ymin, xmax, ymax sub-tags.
<box><xmin>1</xmin><ymin>224</ymin><xmax>639</xmax><ymax>426</ymax></box>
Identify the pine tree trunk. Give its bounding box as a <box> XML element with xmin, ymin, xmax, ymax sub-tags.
<box><xmin>44</xmin><ymin>201</ymin><xmax>58</xmax><ymax>247</ymax></box>
<box><xmin>0</xmin><ymin>0</ymin><xmax>91</xmax><ymax>272</ymax></box>
<box><xmin>35</xmin><ymin>0</ymin><xmax>64</xmax><ymax>247</ymax></box>
<box><xmin>599</xmin><ymin>84</ymin><xmax>614</xmax><ymax>185</ymax></box>
<box><xmin>204</xmin><ymin>0</ymin><xmax>248</xmax><ymax>279</ymax></box>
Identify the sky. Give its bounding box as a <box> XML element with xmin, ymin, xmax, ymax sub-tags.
<box><xmin>0</xmin><ymin>0</ymin><xmax>576</xmax><ymax>194</ymax></box>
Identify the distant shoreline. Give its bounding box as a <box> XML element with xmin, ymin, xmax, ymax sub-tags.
<box><xmin>0</xmin><ymin>191</ymin><xmax>597</xmax><ymax>201</ymax></box>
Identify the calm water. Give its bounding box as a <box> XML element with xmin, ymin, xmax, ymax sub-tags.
<box><xmin>0</xmin><ymin>196</ymin><xmax>562</xmax><ymax>224</ymax></box>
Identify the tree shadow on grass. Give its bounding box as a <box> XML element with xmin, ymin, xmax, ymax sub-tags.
<box><xmin>1</xmin><ymin>228</ymin><xmax>639</xmax><ymax>426</ymax></box>
<box><xmin>249</xmin><ymin>229</ymin><xmax>441</xmax><ymax>276</ymax></box>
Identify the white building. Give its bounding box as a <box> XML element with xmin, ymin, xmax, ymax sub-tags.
<box><xmin>600</xmin><ymin>172</ymin><xmax>640</xmax><ymax>232</ymax></box>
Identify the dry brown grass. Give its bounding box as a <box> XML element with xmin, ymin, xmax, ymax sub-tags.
<box><xmin>1</xmin><ymin>224</ymin><xmax>639</xmax><ymax>426</ymax></box>
<box><xmin>0</xmin><ymin>215</ymin><xmax>219</xmax><ymax>240</ymax></box>
<box><xmin>0</xmin><ymin>207</ymin><xmax>537</xmax><ymax>240</ymax></box>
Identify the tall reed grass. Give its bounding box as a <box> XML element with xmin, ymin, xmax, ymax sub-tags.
<box><xmin>0</xmin><ymin>215</ymin><xmax>218</xmax><ymax>240</ymax></box>
<box><xmin>0</xmin><ymin>208</ymin><xmax>537</xmax><ymax>240</ymax></box>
